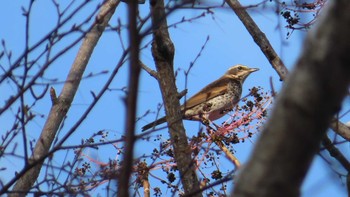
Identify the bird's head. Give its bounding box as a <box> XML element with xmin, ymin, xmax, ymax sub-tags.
<box><xmin>225</xmin><ymin>64</ymin><xmax>259</xmax><ymax>83</ymax></box>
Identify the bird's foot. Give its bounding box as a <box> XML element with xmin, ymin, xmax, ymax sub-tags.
<box><xmin>201</xmin><ymin>117</ymin><xmax>221</xmax><ymax>130</ymax></box>
<box><xmin>201</xmin><ymin>117</ymin><xmax>210</xmax><ymax>126</ymax></box>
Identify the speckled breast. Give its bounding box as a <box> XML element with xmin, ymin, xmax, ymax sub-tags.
<box><xmin>184</xmin><ymin>80</ymin><xmax>242</xmax><ymax>121</ymax></box>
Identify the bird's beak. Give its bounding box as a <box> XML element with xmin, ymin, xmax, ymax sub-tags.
<box><xmin>250</xmin><ymin>68</ymin><xmax>259</xmax><ymax>73</ymax></box>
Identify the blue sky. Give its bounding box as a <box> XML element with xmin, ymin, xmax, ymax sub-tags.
<box><xmin>0</xmin><ymin>0</ymin><xmax>348</xmax><ymax>196</ymax></box>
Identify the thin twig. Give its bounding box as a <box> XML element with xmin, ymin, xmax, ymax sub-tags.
<box><xmin>140</xmin><ymin>60</ymin><xmax>158</xmax><ymax>79</ymax></box>
<box><xmin>322</xmin><ymin>136</ymin><xmax>350</xmax><ymax>172</ymax></box>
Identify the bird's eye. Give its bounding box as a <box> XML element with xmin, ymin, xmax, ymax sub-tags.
<box><xmin>238</xmin><ymin>66</ymin><xmax>243</xmax><ymax>70</ymax></box>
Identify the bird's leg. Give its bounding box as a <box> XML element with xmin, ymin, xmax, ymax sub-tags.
<box><xmin>200</xmin><ymin>116</ymin><xmax>221</xmax><ymax>130</ymax></box>
<box><xmin>201</xmin><ymin>116</ymin><xmax>210</xmax><ymax>126</ymax></box>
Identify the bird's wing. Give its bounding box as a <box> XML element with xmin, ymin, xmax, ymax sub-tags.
<box><xmin>182</xmin><ymin>77</ymin><xmax>229</xmax><ymax>110</ymax></box>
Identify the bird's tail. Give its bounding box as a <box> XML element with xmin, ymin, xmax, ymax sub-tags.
<box><xmin>142</xmin><ymin>116</ymin><xmax>167</xmax><ymax>131</ymax></box>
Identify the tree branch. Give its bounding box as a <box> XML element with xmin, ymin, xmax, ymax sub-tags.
<box><xmin>117</xmin><ymin>0</ymin><xmax>140</xmax><ymax>196</ymax></box>
<box><xmin>9</xmin><ymin>1</ymin><xmax>120</xmax><ymax>196</ymax></box>
<box><xmin>140</xmin><ymin>60</ymin><xmax>159</xmax><ymax>80</ymax></box>
<box><xmin>149</xmin><ymin>0</ymin><xmax>201</xmax><ymax>195</ymax></box>
<box><xmin>330</xmin><ymin>120</ymin><xmax>350</xmax><ymax>141</ymax></box>
<box><xmin>322</xmin><ymin>136</ymin><xmax>350</xmax><ymax>172</ymax></box>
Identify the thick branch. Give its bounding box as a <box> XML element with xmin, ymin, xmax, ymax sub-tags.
<box><xmin>9</xmin><ymin>1</ymin><xmax>120</xmax><ymax>196</ymax></box>
<box><xmin>149</xmin><ymin>0</ymin><xmax>201</xmax><ymax>195</ymax></box>
<box><xmin>232</xmin><ymin>1</ymin><xmax>350</xmax><ymax>197</ymax></box>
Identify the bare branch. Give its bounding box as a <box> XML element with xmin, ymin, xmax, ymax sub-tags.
<box><xmin>330</xmin><ymin>120</ymin><xmax>350</xmax><ymax>141</ymax></box>
<box><xmin>140</xmin><ymin>60</ymin><xmax>158</xmax><ymax>80</ymax></box>
<box><xmin>8</xmin><ymin>1</ymin><xmax>120</xmax><ymax>196</ymax></box>
<box><xmin>149</xmin><ymin>0</ymin><xmax>201</xmax><ymax>195</ymax></box>
<box><xmin>322</xmin><ymin>136</ymin><xmax>350</xmax><ymax>172</ymax></box>
<box><xmin>117</xmin><ymin>0</ymin><xmax>141</xmax><ymax>196</ymax></box>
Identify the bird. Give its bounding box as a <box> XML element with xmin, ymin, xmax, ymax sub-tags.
<box><xmin>142</xmin><ymin>64</ymin><xmax>259</xmax><ymax>131</ymax></box>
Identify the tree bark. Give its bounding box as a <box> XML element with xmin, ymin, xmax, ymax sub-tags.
<box><xmin>232</xmin><ymin>1</ymin><xmax>350</xmax><ymax>197</ymax></box>
<box><xmin>8</xmin><ymin>1</ymin><xmax>120</xmax><ymax>196</ymax></box>
<box><xmin>149</xmin><ymin>0</ymin><xmax>201</xmax><ymax>195</ymax></box>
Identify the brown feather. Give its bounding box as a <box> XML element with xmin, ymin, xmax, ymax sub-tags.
<box><xmin>181</xmin><ymin>76</ymin><xmax>238</xmax><ymax>110</ymax></box>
